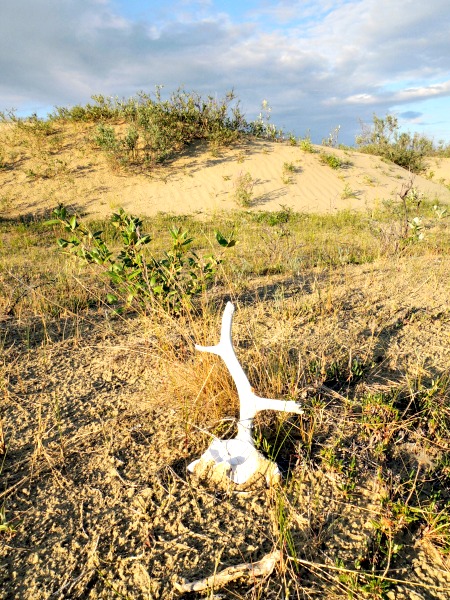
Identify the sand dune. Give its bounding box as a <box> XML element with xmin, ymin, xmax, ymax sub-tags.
<box><xmin>2</xmin><ymin>128</ymin><xmax>450</xmax><ymax>219</ymax></box>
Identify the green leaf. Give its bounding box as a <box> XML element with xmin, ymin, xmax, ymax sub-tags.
<box><xmin>53</xmin><ymin>205</ymin><xmax>67</xmax><ymax>219</ymax></box>
<box><xmin>136</xmin><ymin>234</ymin><xmax>152</xmax><ymax>246</ymax></box>
<box><xmin>127</xmin><ymin>269</ymin><xmax>142</xmax><ymax>280</ymax></box>
<box><xmin>44</xmin><ymin>219</ymin><xmax>61</xmax><ymax>226</ymax></box>
<box><xmin>106</xmin><ymin>293</ymin><xmax>118</xmax><ymax>304</ymax></box>
<box><xmin>215</xmin><ymin>230</ymin><xmax>236</xmax><ymax>247</ymax></box>
<box><xmin>170</xmin><ymin>226</ymin><xmax>181</xmax><ymax>239</ymax></box>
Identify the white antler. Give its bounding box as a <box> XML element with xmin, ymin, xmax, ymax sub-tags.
<box><xmin>196</xmin><ymin>302</ymin><xmax>302</xmax><ymax>443</ymax></box>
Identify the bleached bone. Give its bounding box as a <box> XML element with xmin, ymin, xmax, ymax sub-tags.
<box><xmin>188</xmin><ymin>302</ymin><xmax>302</xmax><ymax>486</ymax></box>
<box><xmin>174</xmin><ymin>549</ymin><xmax>281</xmax><ymax>592</ymax></box>
<box><xmin>195</xmin><ymin>302</ymin><xmax>303</xmax><ymax>442</ymax></box>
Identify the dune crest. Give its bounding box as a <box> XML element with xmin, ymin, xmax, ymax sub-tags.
<box><xmin>1</xmin><ymin>123</ymin><xmax>450</xmax><ymax>219</ymax></box>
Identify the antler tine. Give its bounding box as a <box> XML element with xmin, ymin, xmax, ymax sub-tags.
<box><xmin>195</xmin><ymin>302</ymin><xmax>252</xmax><ymax>397</ymax></box>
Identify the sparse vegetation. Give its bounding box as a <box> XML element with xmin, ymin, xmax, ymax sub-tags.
<box><xmin>433</xmin><ymin>203</ymin><xmax>448</xmax><ymax>219</ymax></box>
<box><xmin>0</xmin><ymin>503</ymin><xmax>19</xmax><ymax>539</ymax></box>
<box><xmin>247</xmin><ymin>99</ymin><xmax>284</xmax><ymax>141</ymax></box>
<box><xmin>281</xmin><ymin>161</ymin><xmax>296</xmax><ymax>184</ymax></box>
<box><xmin>299</xmin><ymin>134</ymin><xmax>316</xmax><ymax>153</ymax></box>
<box><xmin>363</xmin><ymin>174</ymin><xmax>379</xmax><ymax>187</ymax></box>
<box><xmin>1</xmin><ymin>92</ymin><xmax>450</xmax><ymax>599</ymax></box>
<box><xmin>1</xmin><ymin>89</ymin><xmax>288</xmax><ymax>175</ymax></box>
<box><xmin>341</xmin><ymin>183</ymin><xmax>358</xmax><ymax>199</ymax></box>
<box><xmin>233</xmin><ymin>171</ymin><xmax>255</xmax><ymax>206</ymax></box>
<box><xmin>322</xmin><ymin>124</ymin><xmax>341</xmax><ymax>147</ymax></box>
<box><xmin>320</xmin><ymin>151</ymin><xmax>353</xmax><ymax>169</ymax></box>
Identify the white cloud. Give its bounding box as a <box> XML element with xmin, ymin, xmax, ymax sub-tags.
<box><xmin>0</xmin><ymin>0</ymin><xmax>449</xmax><ymax>143</ymax></box>
<box><xmin>393</xmin><ymin>81</ymin><xmax>450</xmax><ymax>102</ymax></box>
<box><xmin>340</xmin><ymin>94</ymin><xmax>378</xmax><ymax>105</ymax></box>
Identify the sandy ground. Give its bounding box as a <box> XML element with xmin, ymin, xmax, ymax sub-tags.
<box><xmin>1</xmin><ymin>123</ymin><xmax>450</xmax><ymax>219</ymax></box>
<box><xmin>2</xmin><ymin>256</ymin><xmax>450</xmax><ymax>598</ymax></box>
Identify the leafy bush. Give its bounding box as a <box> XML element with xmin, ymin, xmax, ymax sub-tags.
<box><xmin>51</xmin><ymin>89</ymin><xmax>248</xmax><ymax>168</ymax></box>
<box><xmin>51</xmin><ymin>94</ymin><xmax>123</xmax><ymax>122</ymax></box>
<box><xmin>51</xmin><ymin>89</ymin><xmax>288</xmax><ymax>169</ymax></box>
<box><xmin>319</xmin><ymin>152</ymin><xmax>352</xmax><ymax>169</ymax></box>
<box><xmin>299</xmin><ymin>135</ymin><xmax>315</xmax><ymax>153</ymax></box>
<box><xmin>47</xmin><ymin>206</ymin><xmax>235</xmax><ymax>313</ymax></box>
<box><xmin>233</xmin><ymin>172</ymin><xmax>254</xmax><ymax>206</ymax></box>
<box><xmin>356</xmin><ymin>114</ymin><xmax>432</xmax><ymax>173</ymax></box>
<box><xmin>94</xmin><ymin>124</ymin><xmax>139</xmax><ymax>169</ymax></box>
<box><xmin>246</xmin><ymin>99</ymin><xmax>284</xmax><ymax>141</ymax></box>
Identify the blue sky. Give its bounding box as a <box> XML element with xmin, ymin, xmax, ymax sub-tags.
<box><xmin>1</xmin><ymin>0</ymin><xmax>449</xmax><ymax>145</ymax></box>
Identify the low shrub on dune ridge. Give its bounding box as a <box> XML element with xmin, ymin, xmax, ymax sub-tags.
<box><xmin>49</xmin><ymin>88</ymin><xmax>285</xmax><ymax>169</ymax></box>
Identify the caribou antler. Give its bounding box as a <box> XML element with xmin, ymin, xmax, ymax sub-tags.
<box><xmin>195</xmin><ymin>302</ymin><xmax>303</xmax><ymax>442</ymax></box>
<box><xmin>188</xmin><ymin>302</ymin><xmax>303</xmax><ymax>485</ymax></box>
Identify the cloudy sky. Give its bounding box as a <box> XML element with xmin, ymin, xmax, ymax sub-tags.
<box><xmin>1</xmin><ymin>0</ymin><xmax>449</xmax><ymax>144</ymax></box>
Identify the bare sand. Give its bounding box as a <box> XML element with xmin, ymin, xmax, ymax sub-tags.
<box><xmin>1</xmin><ymin>128</ymin><xmax>450</xmax><ymax>219</ymax></box>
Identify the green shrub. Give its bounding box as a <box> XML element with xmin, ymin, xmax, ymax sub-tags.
<box><xmin>94</xmin><ymin>124</ymin><xmax>139</xmax><ymax>168</ymax></box>
<box><xmin>356</xmin><ymin>114</ymin><xmax>432</xmax><ymax>173</ymax></box>
<box><xmin>52</xmin><ymin>88</ymin><xmax>250</xmax><ymax>168</ymax></box>
<box><xmin>51</xmin><ymin>95</ymin><xmax>122</xmax><ymax>122</ymax></box>
<box><xmin>233</xmin><ymin>172</ymin><xmax>254</xmax><ymax>206</ymax></box>
<box><xmin>94</xmin><ymin>124</ymin><xmax>119</xmax><ymax>153</ymax></box>
<box><xmin>16</xmin><ymin>113</ymin><xmax>55</xmax><ymax>137</ymax></box>
<box><xmin>281</xmin><ymin>161</ymin><xmax>296</xmax><ymax>184</ymax></box>
<box><xmin>320</xmin><ymin>152</ymin><xmax>352</xmax><ymax>169</ymax></box>
<box><xmin>341</xmin><ymin>183</ymin><xmax>357</xmax><ymax>199</ymax></box>
<box><xmin>46</xmin><ymin>205</ymin><xmax>235</xmax><ymax>313</ymax></box>
<box><xmin>299</xmin><ymin>135</ymin><xmax>315</xmax><ymax>153</ymax></box>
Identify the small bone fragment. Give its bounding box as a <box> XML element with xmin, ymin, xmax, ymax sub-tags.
<box><xmin>174</xmin><ymin>549</ymin><xmax>281</xmax><ymax>593</ymax></box>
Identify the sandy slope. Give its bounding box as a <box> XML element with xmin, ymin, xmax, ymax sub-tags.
<box><xmin>2</xmin><ymin>255</ymin><xmax>450</xmax><ymax>598</ymax></box>
<box><xmin>1</xmin><ymin>126</ymin><xmax>450</xmax><ymax>219</ymax></box>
